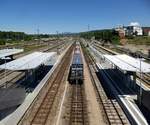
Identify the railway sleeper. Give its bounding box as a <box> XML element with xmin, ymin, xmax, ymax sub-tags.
<box><xmin>71</xmin><ymin>118</ymin><xmax>84</xmax><ymax>122</ymax></box>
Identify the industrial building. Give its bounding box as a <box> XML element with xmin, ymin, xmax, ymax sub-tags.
<box><xmin>115</xmin><ymin>22</ymin><xmax>143</xmax><ymax>36</ymax></box>
<box><xmin>142</xmin><ymin>27</ymin><xmax>150</xmax><ymax>36</ymax></box>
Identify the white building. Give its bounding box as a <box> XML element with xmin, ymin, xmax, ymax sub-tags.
<box><xmin>148</xmin><ymin>31</ymin><xmax>150</xmax><ymax>36</ymax></box>
<box><xmin>125</xmin><ymin>22</ymin><xmax>143</xmax><ymax>36</ymax></box>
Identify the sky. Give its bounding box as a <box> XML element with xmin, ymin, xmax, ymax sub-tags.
<box><xmin>0</xmin><ymin>0</ymin><xmax>150</xmax><ymax>34</ymax></box>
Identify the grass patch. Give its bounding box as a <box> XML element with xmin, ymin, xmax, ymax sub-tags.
<box><xmin>127</xmin><ymin>36</ymin><xmax>150</xmax><ymax>45</ymax></box>
<box><xmin>23</xmin><ymin>44</ymin><xmax>47</xmax><ymax>52</ymax></box>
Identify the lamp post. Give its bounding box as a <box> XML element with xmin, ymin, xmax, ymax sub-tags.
<box><xmin>5</xmin><ymin>57</ymin><xmax>7</xmax><ymax>88</ymax></box>
<box><xmin>139</xmin><ymin>55</ymin><xmax>142</xmax><ymax>106</ymax></box>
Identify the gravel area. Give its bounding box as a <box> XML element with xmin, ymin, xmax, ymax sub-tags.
<box><xmin>121</xmin><ymin>44</ymin><xmax>150</xmax><ymax>55</ymax></box>
<box><xmin>81</xmin><ymin>48</ymin><xmax>106</xmax><ymax>125</ymax></box>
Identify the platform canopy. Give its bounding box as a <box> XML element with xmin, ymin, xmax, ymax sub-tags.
<box><xmin>0</xmin><ymin>49</ymin><xmax>23</xmax><ymax>59</ymax></box>
<box><xmin>104</xmin><ymin>54</ymin><xmax>150</xmax><ymax>73</ymax></box>
<box><xmin>0</xmin><ymin>52</ymin><xmax>56</xmax><ymax>71</ymax></box>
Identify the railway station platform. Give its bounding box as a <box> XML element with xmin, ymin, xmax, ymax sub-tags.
<box><xmin>0</xmin><ymin>51</ymin><xmax>57</xmax><ymax>121</ymax></box>
<box><xmin>0</xmin><ymin>52</ymin><xmax>57</xmax><ymax>71</ymax></box>
<box><xmin>89</xmin><ymin>45</ymin><xmax>149</xmax><ymax>125</ymax></box>
<box><xmin>0</xmin><ymin>52</ymin><xmax>57</xmax><ymax>88</ymax></box>
<box><xmin>0</xmin><ymin>44</ymin><xmax>72</xmax><ymax>125</ymax></box>
<box><xmin>0</xmin><ymin>49</ymin><xmax>23</xmax><ymax>61</ymax></box>
<box><xmin>96</xmin><ymin>63</ymin><xmax>148</xmax><ymax>125</ymax></box>
<box><xmin>0</xmin><ymin>88</ymin><xmax>25</xmax><ymax>120</ymax></box>
<box><xmin>90</xmin><ymin>45</ymin><xmax>150</xmax><ymax>91</ymax></box>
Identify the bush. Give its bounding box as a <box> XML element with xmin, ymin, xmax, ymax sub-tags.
<box><xmin>0</xmin><ymin>40</ymin><xmax>6</xmax><ymax>45</ymax></box>
<box><xmin>80</xmin><ymin>29</ymin><xmax>120</xmax><ymax>44</ymax></box>
<box><xmin>111</xmin><ymin>36</ymin><xmax>120</xmax><ymax>44</ymax></box>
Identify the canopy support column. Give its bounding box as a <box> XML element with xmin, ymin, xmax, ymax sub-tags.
<box><xmin>133</xmin><ymin>72</ymin><xmax>136</xmax><ymax>90</ymax></box>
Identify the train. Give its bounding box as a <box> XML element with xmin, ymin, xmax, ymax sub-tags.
<box><xmin>68</xmin><ymin>43</ymin><xmax>83</xmax><ymax>84</ymax></box>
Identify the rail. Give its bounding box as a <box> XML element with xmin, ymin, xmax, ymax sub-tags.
<box><xmin>69</xmin><ymin>84</ymin><xmax>88</xmax><ymax>125</ymax></box>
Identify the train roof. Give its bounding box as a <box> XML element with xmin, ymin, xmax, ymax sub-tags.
<box><xmin>72</xmin><ymin>53</ymin><xmax>83</xmax><ymax>65</ymax></box>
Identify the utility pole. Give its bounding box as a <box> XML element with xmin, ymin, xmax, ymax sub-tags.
<box><xmin>56</xmin><ymin>31</ymin><xmax>59</xmax><ymax>54</ymax></box>
<box><xmin>37</xmin><ymin>28</ymin><xmax>40</xmax><ymax>44</ymax></box>
<box><xmin>88</xmin><ymin>24</ymin><xmax>90</xmax><ymax>31</ymax></box>
<box><xmin>56</xmin><ymin>31</ymin><xmax>59</xmax><ymax>42</ymax></box>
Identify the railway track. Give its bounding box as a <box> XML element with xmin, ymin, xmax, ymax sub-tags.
<box><xmin>142</xmin><ymin>73</ymin><xmax>150</xmax><ymax>83</ymax></box>
<box><xmin>82</xmin><ymin>43</ymin><xmax>130</xmax><ymax>125</ymax></box>
<box><xmin>0</xmin><ymin>72</ymin><xmax>24</xmax><ymax>88</ymax></box>
<box><xmin>21</xmin><ymin>44</ymin><xmax>74</xmax><ymax>125</ymax></box>
<box><xmin>0</xmin><ymin>70</ymin><xmax>12</xmax><ymax>80</ymax></box>
<box><xmin>69</xmin><ymin>84</ymin><xmax>88</xmax><ymax>125</ymax></box>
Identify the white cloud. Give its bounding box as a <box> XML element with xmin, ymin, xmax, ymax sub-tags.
<box><xmin>130</xmin><ymin>22</ymin><xmax>140</xmax><ymax>26</ymax></box>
